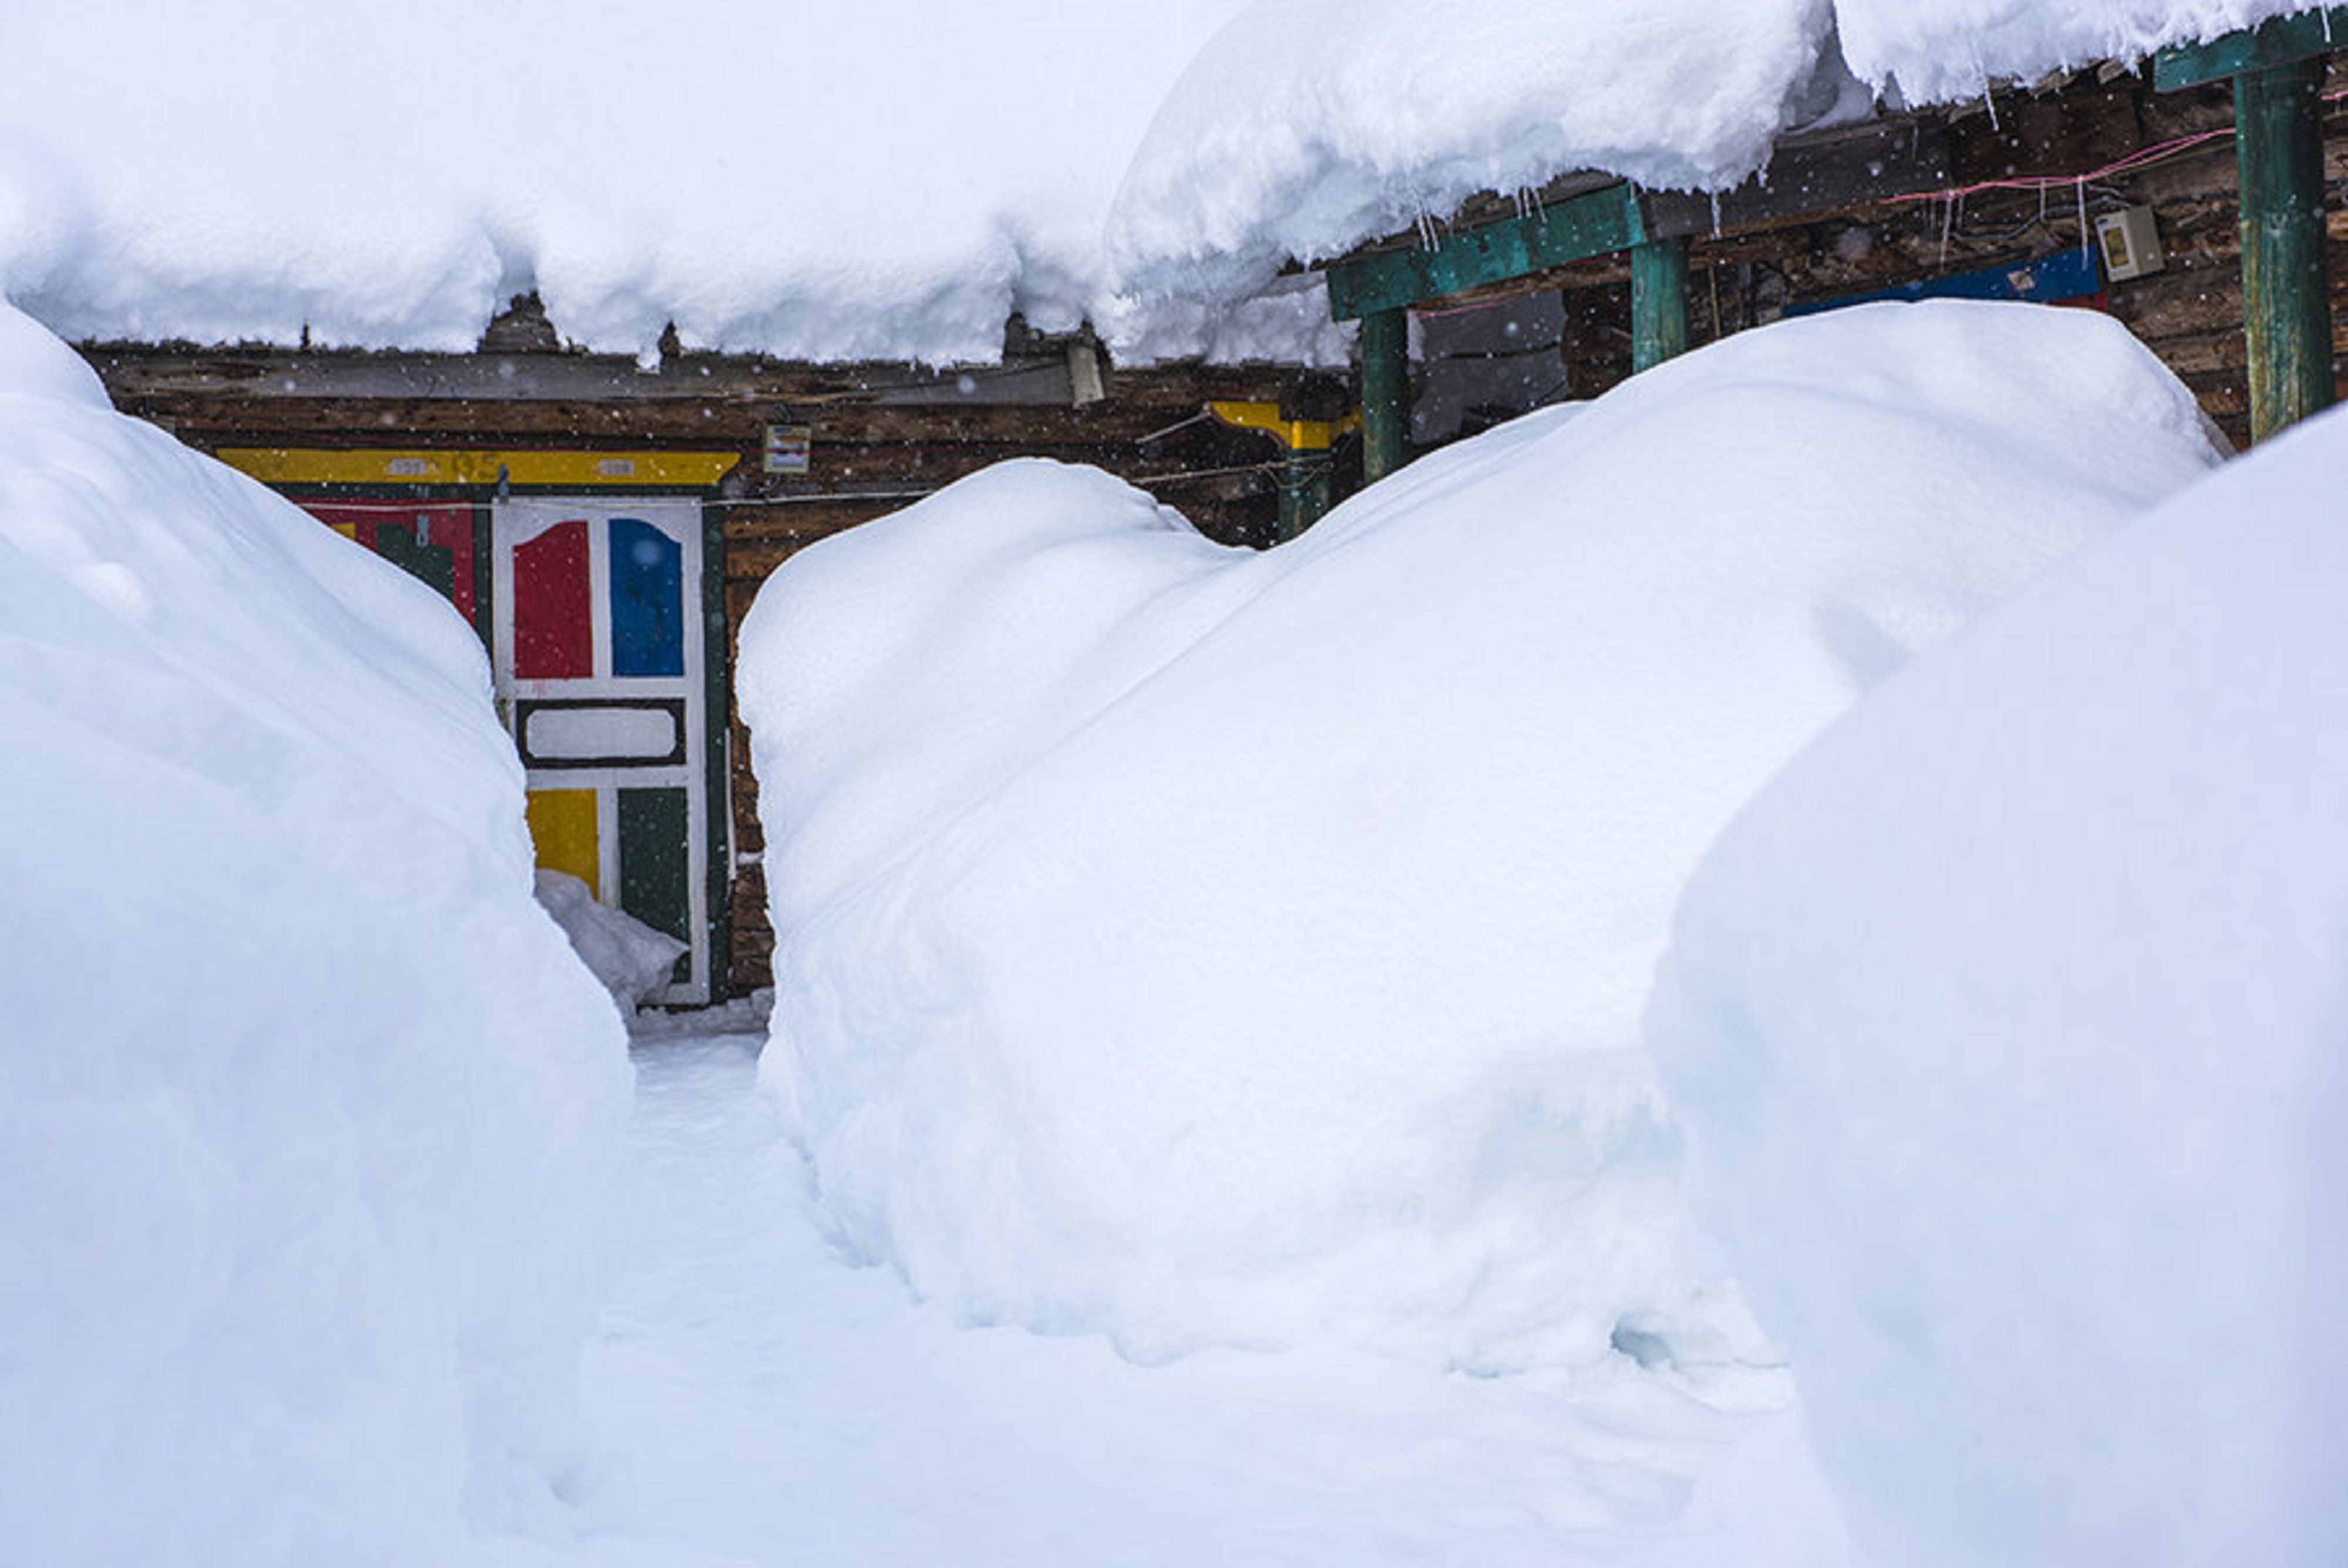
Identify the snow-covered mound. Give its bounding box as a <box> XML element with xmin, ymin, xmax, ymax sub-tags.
<box><xmin>0</xmin><ymin>304</ymin><xmax>631</xmax><ymax>1566</ymax></box>
<box><xmin>1111</xmin><ymin>0</ymin><xmax>2327</xmax><ymax>305</ymax></box>
<box><xmin>738</xmin><ymin>301</ymin><xmax>2218</xmax><ymax>1375</ymax></box>
<box><xmin>1648</xmin><ymin>404</ymin><xmax>2348</xmax><ymax>1568</ymax></box>
<box><xmin>0</xmin><ymin>0</ymin><xmax>1344</xmax><ymax>366</ymax></box>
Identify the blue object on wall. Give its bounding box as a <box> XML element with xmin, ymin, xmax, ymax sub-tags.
<box><xmin>1786</xmin><ymin>248</ymin><xmax>2103</xmax><ymax>316</ymax></box>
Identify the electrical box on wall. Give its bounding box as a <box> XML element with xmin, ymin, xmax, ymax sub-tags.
<box><xmin>2095</xmin><ymin>206</ymin><xmax>2165</xmax><ymax>282</ymax></box>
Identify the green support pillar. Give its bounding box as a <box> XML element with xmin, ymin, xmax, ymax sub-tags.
<box><xmin>1630</xmin><ymin>236</ymin><xmax>1691</xmax><ymax>373</ymax></box>
<box><xmin>1359</xmin><ymin>306</ymin><xmax>1410</xmax><ymax>482</ymax></box>
<box><xmin>1277</xmin><ymin>448</ymin><xmax>1334</xmax><ymax>542</ymax></box>
<box><xmin>2235</xmin><ymin>57</ymin><xmax>2335</xmax><ymax>441</ymax></box>
<box><xmin>1208</xmin><ymin>400</ymin><xmax>1354</xmax><ymax>544</ymax></box>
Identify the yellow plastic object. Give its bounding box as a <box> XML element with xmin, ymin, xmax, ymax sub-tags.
<box><xmin>1207</xmin><ymin>400</ymin><xmax>1362</xmax><ymax>453</ymax></box>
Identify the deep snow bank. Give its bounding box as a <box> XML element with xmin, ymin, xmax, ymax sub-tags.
<box><xmin>0</xmin><ymin>304</ymin><xmax>630</xmax><ymax>1566</ymax></box>
<box><xmin>1649</xmin><ymin>404</ymin><xmax>2348</xmax><ymax>1568</ymax></box>
<box><xmin>740</xmin><ymin>301</ymin><xmax>2218</xmax><ymax>1375</ymax></box>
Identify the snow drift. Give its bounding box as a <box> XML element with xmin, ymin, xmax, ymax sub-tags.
<box><xmin>739</xmin><ymin>301</ymin><xmax>2218</xmax><ymax>1375</ymax></box>
<box><xmin>0</xmin><ymin>304</ymin><xmax>631</xmax><ymax>1566</ymax></box>
<box><xmin>1649</xmin><ymin>402</ymin><xmax>2348</xmax><ymax>1567</ymax></box>
<box><xmin>537</xmin><ymin>869</ymin><xmax>690</xmax><ymax>1014</ymax></box>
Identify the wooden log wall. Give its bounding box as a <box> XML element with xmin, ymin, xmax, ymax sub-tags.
<box><xmin>92</xmin><ymin>342</ymin><xmax>1337</xmax><ymax>996</ymax></box>
<box><xmin>1468</xmin><ymin>67</ymin><xmax>2348</xmax><ymax>451</ymax></box>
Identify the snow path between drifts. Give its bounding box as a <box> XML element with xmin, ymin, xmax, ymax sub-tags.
<box><xmin>549</xmin><ymin>1022</ymin><xmax>1850</xmax><ymax>1568</ymax></box>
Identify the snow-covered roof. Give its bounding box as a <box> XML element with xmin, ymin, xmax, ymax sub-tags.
<box><xmin>1109</xmin><ymin>0</ymin><xmax>2333</xmax><ymax>306</ymax></box>
<box><xmin>0</xmin><ymin>1</ymin><xmax>2329</xmax><ymax>363</ymax></box>
<box><xmin>0</xmin><ymin>0</ymin><xmax>1266</xmax><ymax>365</ymax></box>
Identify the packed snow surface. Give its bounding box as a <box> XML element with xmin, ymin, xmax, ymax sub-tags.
<box><xmin>0</xmin><ymin>304</ymin><xmax>630</xmax><ymax>1566</ymax></box>
<box><xmin>568</xmin><ymin>1026</ymin><xmax>1853</xmax><ymax>1568</ymax></box>
<box><xmin>738</xmin><ymin>301</ymin><xmax>2218</xmax><ymax>1382</ymax></box>
<box><xmin>1649</xmin><ymin>404</ymin><xmax>2348</xmax><ymax>1568</ymax></box>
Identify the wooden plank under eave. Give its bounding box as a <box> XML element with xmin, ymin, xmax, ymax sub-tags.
<box><xmin>2154</xmin><ymin>6</ymin><xmax>2348</xmax><ymax>90</ymax></box>
<box><xmin>1324</xmin><ymin>183</ymin><xmax>1648</xmax><ymax>320</ymax></box>
<box><xmin>1642</xmin><ymin>118</ymin><xmax>1955</xmax><ymax>240</ymax></box>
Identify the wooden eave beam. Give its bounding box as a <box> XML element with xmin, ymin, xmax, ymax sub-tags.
<box><xmin>2154</xmin><ymin>6</ymin><xmax>2348</xmax><ymax>90</ymax></box>
<box><xmin>80</xmin><ymin>345</ymin><xmax>1094</xmax><ymax>409</ymax></box>
<box><xmin>1643</xmin><ymin>117</ymin><xmax>1954</xmax><ymax>240</ymax></box>
<box><xmin>1322</xmin><ymin>116</ymin><xmax>1954</xmax><ymax>321</ymax></box>
<box><xmin>1326</xmin><ymin>183</ymin><xmax>1648</xmax><ymax>321</ymax></box>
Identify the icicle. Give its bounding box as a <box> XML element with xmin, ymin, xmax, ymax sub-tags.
<box><xmin>1710</xmin><ymin>190</ymin><xmax>1723</xmax><ymax>238</ymax></box>
<box><xmin>1939</xmin><ymin>192</ymin><xmax>1957</xmax><ymax>267</ymax></box>
<box><xmin>2077</xmin><ymin>176</ymin><xmax>2091</xmax><ymax>264</ymax></box>
<box><xmin>1971</xmin><ymin>42</ymin><xmax>1999</xmax><ymax>132</ymax></box>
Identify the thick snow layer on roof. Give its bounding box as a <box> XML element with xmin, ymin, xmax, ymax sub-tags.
<box><xmin>0</xmin><ymin>0</ymin><xmax>1296</xmax><ymax>365</ymax></box>
<box><xmin>0</xmin><ymin>303</ymin><xmax>630</xmax><ymax>1564</ymax></box>
<box><xmin>1108</xmin><ymin>0</ymin><xmax>1839</xmax><ymax>299</ymax></box>
<box><xmin>1111</xmin><ymin>0</ymin><xmax>2331</xmax><ymax>305</ymax></box>
<box><xmin>1649</xmin><ymin>403</ymin><xmax>2348</xmax><ymax>1568</ymax></box>
<box><xmin>6</xmin><ymin>2</ymin><xmax>2327</xmax><ymax>360</ymax></box>
<box><xmin>1838</xmin><ymin>0</ymin><xmax>2331</xmax><ymax>102</ymax></box>
<box><xmin>736</xmin><ymin>301</ymin><xmax>2216</xmax><ymax>1378</ymax></box>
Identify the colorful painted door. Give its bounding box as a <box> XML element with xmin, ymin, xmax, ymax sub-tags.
<box><xmin>492</xmin><ymin>497</ymin><xmax>714</xmax><ymax>1004</ymax></box>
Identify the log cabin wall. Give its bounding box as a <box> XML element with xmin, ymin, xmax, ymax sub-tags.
<box><xmin>88</xmin><ymin>327</ymin><xmax>1345</xmax><ymax>995</ymax></box>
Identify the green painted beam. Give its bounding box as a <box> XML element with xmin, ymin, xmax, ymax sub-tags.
<box><xmin>1630</xmin><ymin>238</ymin><xmax>1691</xmax><ymax>372</ymax></box>
<box><xmin>2235</xmin><ymin>56</ymin><xmax>2337</xmax><ymax>439</ymax></box>
<box><xmin>1359</xmin><ymin>307</ymin><xmax>1410</xmax><ymax>481</ymax></box>
<box><xmin>2154</xmin><ymin>6</ymin><xmax>2348</xmax><ymax>90</ymax></box>
<box><xmin>1325</xmin><ymin>183</ymin><xmax>1647</xmax><ymax>321</ymax></box>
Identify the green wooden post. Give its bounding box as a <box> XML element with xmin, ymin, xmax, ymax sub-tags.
<box><xmin>1630</xmin><ymin>236</ymin><xmax>1691</xmax><ymax>372</ymax></box>
<box><xmin>2157</xmin><ymin>9</ymin><xmax>2346</xmax><ymax>441</ymax></box>
<box><xmin>1360</xmin><ymin>306</ymin><xmax>1409</xmax><ymax>482</ymax></box>
<box><xmin>1277</xmin><ymin>448</ymin><xmax>1333</xmax><ymax>542</ymax></box>
<box><xmin>2235</xmin><ymin>57</ymin><xmax>2335</xmax><ymax>440</ymax></box>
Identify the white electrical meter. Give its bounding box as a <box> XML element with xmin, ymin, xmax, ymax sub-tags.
<box><xmin>2095</xmin><ymin>206</ymin><xmax>2165</xmax><ymax>282</ymax></box>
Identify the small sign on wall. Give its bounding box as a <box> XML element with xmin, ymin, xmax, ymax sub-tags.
<box><xmin>763</xmin><ymin>423</ymin><xmax>812</xmax><ymax>474</ymax></box>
